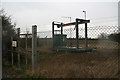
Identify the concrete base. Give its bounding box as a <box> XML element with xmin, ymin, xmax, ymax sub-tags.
<box><xmin>53</xmin><ymin>47</ymin><xmax>93</xmax><ymax>53</ymax></box>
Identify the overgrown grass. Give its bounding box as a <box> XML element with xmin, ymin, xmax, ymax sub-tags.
<box><xmin>3</xmin><ymin>50</ymin><xmax>119</xmax><ymax>78</ymax></box>
<box><xmin>33</xmin><ymin>52</ymin><xmax>119</xmax><ymax>78</ymax></box>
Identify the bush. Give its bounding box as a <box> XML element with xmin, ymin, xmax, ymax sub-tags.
<box><xmin>108</xmin><ymin>33</ymin><xmax>120</xmax><ymax>43</ymax></box>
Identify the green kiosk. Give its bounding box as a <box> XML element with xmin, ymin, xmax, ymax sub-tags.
<box><xmin>53</xmin><ymin>30</ymin><xmax>67</xmax><ymax>48</ymax></box>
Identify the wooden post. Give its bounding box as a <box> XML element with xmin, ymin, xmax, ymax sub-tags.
<box><xmin>17</xmin><ymin>28</ymin><xmax>20</xmax><ymax>67</ymax></box>
<box><xmin>25</xmin><ymin>33</ymin><xmax>28</xmax><ymax>65</ymax></box>
<box><xmin>32</xmin><ymin>25</ymin><xmax>37</xmax><ymax>73</ymax></box>
<box><xmin>11</xmin><ymin>36</ymin><xmax>13</xmax><ymax>65</ymax></box>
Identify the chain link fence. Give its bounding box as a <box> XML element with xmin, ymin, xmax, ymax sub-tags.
<box><xmin>4</xmin><ymin>25</ymin><xmax>119</xmax><ymax>78</ymax></box>
<box><xmin>37</xmin><ymin>31</ymin><xmax>52</xmax><ymax>50</ymax></box>
<box><xmin>36</xmin><ymin>25</ymin><xmax>119</xmax><ymax>50</ymax></box>
<box><xmin>9</xmin><ymin>25</ymin><xmax>119</xmax><ymax>66</ymax></box>
<box><xmin>35</xmin><ymin>25</ymin><xmax>119</xmax><ymax>78</ymax></box>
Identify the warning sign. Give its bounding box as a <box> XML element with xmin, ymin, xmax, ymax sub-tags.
<box><xmin>12</xmin><ymin>41</ymin><xmax>17</xmax><ymax>47</ymax></box>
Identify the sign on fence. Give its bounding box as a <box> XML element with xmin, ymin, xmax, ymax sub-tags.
<box><xmin>12</xmin><ymin>41</ymin><xmax>17</xmax><ymax>47</ymax></box>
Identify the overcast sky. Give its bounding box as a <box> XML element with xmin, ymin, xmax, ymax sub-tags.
<box><xmin>1</xmin><ymin>0</ymin><xmax>119</xmax><ymax>36</ymax></box>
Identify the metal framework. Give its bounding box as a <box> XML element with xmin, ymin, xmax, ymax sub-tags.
<box><xmin>52</xmin><ymin>18</ymin><xmax>90</xmax><ymax>49</ymax></box>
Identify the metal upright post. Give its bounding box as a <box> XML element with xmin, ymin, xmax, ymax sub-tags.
<box><xmin>61</xmin><ymin>23</ymin><xmax>64</xmax><ymax>47</ymax></box>
<box><xmin>32</xmin><ymin>25</ymin><xmax>37</xmax><ymax>73</ymax></box>
<box><xmin>85</xmin><ymin>23</ymin><xmax>88</xmax><ymax>49</ymax></box>
<box><xmin>76</xmin><ymin>19</ymin><xmax>79</xmax><ymax>49</ymax></box>
<box><xmin>17</xmin><ymin>28</ymin><xmax>20</xmax><ymax>67</ymax></box>
<box><xmin>83</xmin><ymin>11</ymin><xmax>86</xmax><ymax>20</ymax></box>
<box><xmin>61</xmin><ymin>23</ymin><xmax>63</xmax><ymax>35</ymax></box>
<box><xmin>52</xmin><ymin>22</ymin><xmax>54</xmax><ymax>48</ymax></box>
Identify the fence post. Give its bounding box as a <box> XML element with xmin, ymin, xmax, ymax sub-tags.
<box><xmin>85</xmin><ymin>23</ymin><xmax>88</xmax><ymax>49</ymax></box>
<box><xmin>32</xmin><ymin>25</ymin><xmax>37</xmax><ymax>73</ymax></box>
<box><xmin>11</xmin><ymin>36</ymin><xmax>13</xmax><ymax>65</ymax></box>
<box><xmin>17</xmin><ymin>28</ymin><xmax>20</xmax><ymax>67</ymax></box>
<box><xmin>25</xmin><ymin>33</ymin><xmax>28</xmax><ymax>65</ymax></box>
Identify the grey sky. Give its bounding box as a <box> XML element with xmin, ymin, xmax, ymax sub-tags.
<box><xmin>1</xmin><ymin>1</ymin><xmax>118</xmax><ymax>34</ymax></box>
<box><xmin>1</xmin><ymin>0</ymin><xmax>120</xmax><ymax>2</ymax></box>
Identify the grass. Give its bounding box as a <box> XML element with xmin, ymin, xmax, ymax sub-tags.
<box><xmin>3</xmin><ymin>48</ymin><xmax>119</xmax><ymax>78</ymax></box>
<box><xmin>3</xmin><ymin>62</ymin><xmax>24</xmax><ymax>78</ymax></box>
<box><xmin>2</xmin><ymin>38</ymin><xmax>120</xmax><ymax>78</ymax></box>
<box><xmin>33</xmin><ymin>52</ymin><xmax>119</xmax><ymax>78</ymax></box>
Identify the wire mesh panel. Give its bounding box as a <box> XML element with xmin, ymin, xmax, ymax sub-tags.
<box><xmin>20</xmin><ymin>30</ymin><xmax>32</xmax><ymax>51</ymax></box>
<box><xmin>87</xmin><ymin>26</ymin><xmax>119</xmax><ymax>49</ymax></box>
<box><xmin>37</xmin><ymin>31</ymin><xmax>52</xmax><ymax>38</ymax></box>
<box><xmin>37</xmin><ymin>31</ymin><xmax>52</xmax><ymax>50</ymax></box>
<box><xmin>63</xmin><ymin>26</ymin><xmax>76</xmax><ymax>47</ymax></box>
<box><xmin>63</xmin><ymin>25</ymin><xmax>119</xmax><ymax>49</ymax></box>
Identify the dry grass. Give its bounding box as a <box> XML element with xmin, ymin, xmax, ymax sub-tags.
<box><xmin>3</xmin><ymin>51</ymin><xmax>119</xmax><ymax>78</ymax></box>
<box><xmin>28</xmin><ymin>52</ymin><xmax>119</xmax><ymax>78</ymax></box>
